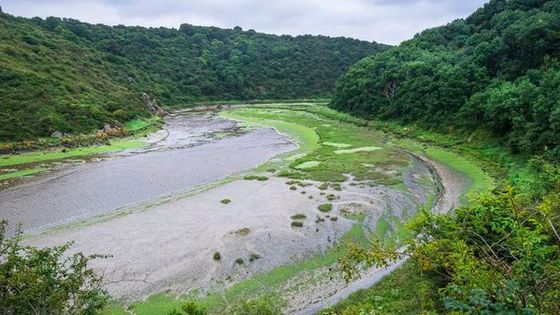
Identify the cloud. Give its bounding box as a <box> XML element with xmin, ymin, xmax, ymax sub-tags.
<box><xmin>1</xmin><ymin>0</ymin><xmax>488</xmax><ymax>44</ymax></box>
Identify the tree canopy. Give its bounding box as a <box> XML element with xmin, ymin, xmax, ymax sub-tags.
<box><xmin>330</xmin><ymin>0</ymin><xmax>560</xmax><ymax>160</ymax></box>
<box><xmin>0</xmin><ymin>13</ymin><xmax>387</xmax><ymax>141</ymax></box>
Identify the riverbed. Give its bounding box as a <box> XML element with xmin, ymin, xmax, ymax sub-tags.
<box><xmin>1</xmin><ymin>107</ymin><xmax>467</xmax><ymax>313</ymax></box>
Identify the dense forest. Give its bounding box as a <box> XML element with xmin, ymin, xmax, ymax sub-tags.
<box><xmin>331</xmin><ymin>0</ymin><xmax>560</xmax><ymax>161</ymax></box>
<box><xmin>329</xmin><ymin>1</ymin><xmax>560</xmax><ymax>314</ymax></box>
<box><xmin>0</xmin><ymin>12</ymin><xmax>386</xmax><ymax>141</ymax></box>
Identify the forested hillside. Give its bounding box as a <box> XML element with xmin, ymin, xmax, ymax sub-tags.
<box><xmin>331</xmin><ymin>0</ymin><xmax>560</xmax><ymax>160</ymax></box>
<box><xmin>327</xmin><ymin>1</ymin><xmax>560</xmax><ymax>314</ymax></box>
<box><xmin>0</xmin><ymin>13</ymin><xmax>386</xmax><ymax>141</ymax></box>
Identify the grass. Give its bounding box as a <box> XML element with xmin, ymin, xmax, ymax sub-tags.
<box><xmin>234</xmin><ymin>228</ymin><xmax>251</xmax><ymax>236</ymax></box>
<box><xmin>291</xmin><ymin>213</ymin><xmax>307</xmax><ymax>220</ymax></box>
<box><xmin>291</xmin><ymin>221</ymin><xmax>304</xmax><ymax>227</ymax></box>
<box><xmin>0</xmin><ymin>167</ymin><xmax>47</xmax><ymax>180</ymax></box>
<box><xmin>213</xmin><ymin>252</ymin><xmax>221</xmax><ymax>261</ymax></box>
<box><xmin>0</xmin><ymin>139</ymin><xmax>144</xmax><ymax>168</ymax></box>
<box><xmin>334</xmin><ymin>146</ymin><xmax>382</xmax><ymax>154</ymax></box>
<box><xmin>319</xmin><ymin>261</ymin><xmax>442</xmax><ymax>315</ymax></box>
<box><xmin>220</xmin><ymin>106</ymin><xmax>407</xmax><ymax>183</ymax></box>
<box><xmin>244</xmin><ymin>175</ymin><xmax>269</xmax><ymax>181</ymax></box>
<box><xmin>294</xmin><ymin>161</ymin><xmax>320</xmax><ymax>169</ymax></box>
<box><xmin>249</xmin><ymin>253</ymin><xmax>262</xmax><ymax>262</ymax></box>
<box><xmin>318</xmin><ymin>203</ymin><xmax>333</xmax><ymax>212</ymax></box>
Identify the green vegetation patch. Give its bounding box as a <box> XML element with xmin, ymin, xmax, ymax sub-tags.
<box><xmin>318</xmin><ymin>203</ymin><xmax>333</xmax><ymax>212</ymax></box>
<box><xmin>320</xmin><ymin>261</ymin><xmax>441</xmax><ymax>314</ymax></box>
<box><xmin>0</xmin><ymin>139</ymin><xmax>145</xmax><ymax>168</ymax></box>
<box><xmin>0</xmin><ymin>167</ymin><xmax>47</xmax><ymax>181</ymax></box>
<box><xmin>334</xmin><ymin>146</ymin><xmax>382</xmax><ymax>154</ymax></box>
<box><xmin>290</xmin><ymin>213</ymin><xmax>307</xmax><ymax>220</ymax></box>
<box><xmin>322</xmin><ymin>142</ymin><xmax>352</xmax><ymax>148</ymax></box>
<box><xmin>294</xmin><ymin>161</ymin><xmax>320</xmax><ymax>169</ymax></box>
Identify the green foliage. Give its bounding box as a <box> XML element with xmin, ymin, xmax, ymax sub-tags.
<box><xmin>220</xmin><ymin>198</ymin><xmax>231</xmax><ymax>204</ymax></box>
<box><xmin>320</xmin><ymin>261</ymin><xmax>442</xmax><ymax>315</ymax></box>
<box><xmin>213</xmin><ymin>252</ymin><xmax>221</xmax><ymax>261</ymax></box>
<box><xmin>331</xmin><ymin>0</ymin><xmax>560</xmax><ymax>160</ymax></box>
<box><xmin>168</xmin><ymin>300</ymin><xmax>208</xmax><ymax>315</ymax></box>
<box><xmin>229</xmin><ymin>296</ymin><xmax>282</xmax><ymax>315</ymax></box>
<box><xmin>291</xmin><ymin>221</ymin><xmax>304</xmax><ymax>227</ymax></box>
<box><xmin>0</xmin><ymin>220</ymin><xmax>108</xmax><ymax>314</ymax></box>
<box><xmin>0</xmin><ymin>13</ymin><xmax>386</xmax><ymax>141</ymax></box>
<box><xmin>318</xmin><ymin>203</ymin><xmax>333</xmax><ymax>212</ymax></box>
<box><xmin>290</xmin><ymin>213</ymin><xmax>307</xmax><ymax>220</ymax></box>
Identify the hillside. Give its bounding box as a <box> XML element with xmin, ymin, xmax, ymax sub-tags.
<box><xmin>0</xmin><ymin>12</ymin><xmax>387</xmax><ymax>141</ymax></box>
<box><xmin>331</xmin><ymin>0</ymin><xmax>560</xmax><ymax>160</ymax></box>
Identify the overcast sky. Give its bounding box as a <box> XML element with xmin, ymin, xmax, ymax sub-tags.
<box><xmin>1</xmin><ymin>0</ymin><xmax>488</xmax><ymax>45</ymax></box>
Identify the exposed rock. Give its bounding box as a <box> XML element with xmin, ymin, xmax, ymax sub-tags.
<box><xmin>96</xmin><ymin>124</ymin><xmax>124</xmax><ymax>138</ymax></box>
<box><xmin>141</xmin><ymin>92</ymin><xmax>168</xmax><ymax>116</ymax></box>
<box><xmin>51</xmin><ymin>131</ymin><xmax>64</xmax><ymax>139</ymax></box>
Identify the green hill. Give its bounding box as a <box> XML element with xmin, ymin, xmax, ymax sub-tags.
<box><xmin>331</xmin><ymin>0</ymin><xmax>560</xmax><ymax>160</ymax></box>
<box><xmin>0</xmin><ymin>13</ymin><xmax>387</xmax><ymax>141</ymax></box>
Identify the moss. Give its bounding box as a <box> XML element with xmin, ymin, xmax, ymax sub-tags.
<box><xmin>213</xmin><ymin>252</ymin><xmax>221</xmax><ymax>261</ymax></box>
<box><xmin>234</xmin><ymin>228</ymin><xmax>251</xmax><ymax>236</ymax></box>
<box><xmin>318</xmin><ymin>203</ymin><xmax>333</xmax><ymax>212</ymax></box>
<box><xmin>249</xmin><ymin>253</ymin><xmax>262</xmax><ymax>262</ymax></box>
<box><xmin>291</xmin><ymin>221</ymin><xmax>304</xmax><ymax>227</ymax></box>
<box><xmin>290</xmin><ymin>213</ymin><xmax>307</xmax><ymax>220</ymax></box>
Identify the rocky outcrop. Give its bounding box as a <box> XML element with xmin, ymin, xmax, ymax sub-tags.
<box><xmin>96</xmin><ymin>124</ymin><xmax>124</xmax><ymax>138</ymax></box>
<box><xmin>141</xmin><ymin>92</ymin><xmax>168</xmax><ymax>116</ymax></box>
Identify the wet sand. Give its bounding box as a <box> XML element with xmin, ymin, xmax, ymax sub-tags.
<box><xmin>3</xmin><ymin>110</ymin><xmax>467</xmax><ymax>313</ymax></box>
<box><xmin>0</xmin><ymin>114</ymin><xmax>294</xmax><ymax>233</ymax></box>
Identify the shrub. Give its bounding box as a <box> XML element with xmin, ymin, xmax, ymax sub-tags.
<box><xmin>291</xmin><ymin>213</ymin><xmax>307</xmax><ymax>220</ymax></box>
<box><xmin>249</xmin><ymin>253</ymin><xmax>261</xmax><ymax>262</ymax></box>
<box><xmin>318</xmin><ymin>203</ymin><xmax>333</xmax><ymax>212</ymax></box>
<box><xmin>213</xmin><ymin>252</ymin><xmax>221</xmax><ymax>261</ymax></box>
<box><xmin>291</xmin><ymin>221</ymin><xmax>304</xmax><ymax>227</ymax></box>
<box><xmin>0</xmin><ymin>220</ymin><xmax>108</xmax><ymax>314</ymax></box>
<box><xmin>230</xmin><ymin>296</ymin><xmax>282</xmax><ymax>315</ymax></box>
<box><xmin>235</xmin><ymin>258</ymin><xmax>244</xmax><ymax>265</ymax></box>
<box><xmin>170</xmin><ymin>300</ymin><xmax>207</xmax><ymax>315</ymax></box>
<box><xmin>220</xmin><ymin>199</ymin><xmax>231</xmax><ymax>204</ymax></box>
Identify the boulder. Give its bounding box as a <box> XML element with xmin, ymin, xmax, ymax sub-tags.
<box><xmin>141</xmin><ymin>92</ymin><xmax>168</xmax><ymax>116</ymax></box>
<box><xmin>51</xmin><ymin>131</ymin><xmax>63</xmax><ymax>139</ymax></box>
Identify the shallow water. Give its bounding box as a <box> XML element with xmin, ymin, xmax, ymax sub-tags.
<box><xmin>0</xmin><ymin>113</ymin><xmax>295</xmax><ymax>233</ymax></box>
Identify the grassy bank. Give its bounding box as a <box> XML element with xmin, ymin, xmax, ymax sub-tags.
<box><xmin>0</xmin><ymin>116</ymin><xmax>161</xmax><ymax>182</ymax></box>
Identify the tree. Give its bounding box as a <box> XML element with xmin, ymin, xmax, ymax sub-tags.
<box><xmin>0</xmin><ymin>221</ymin><xmax>108</xmax><ymax>314</ymax></box>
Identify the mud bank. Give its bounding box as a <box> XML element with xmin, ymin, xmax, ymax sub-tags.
<box><xmin>0</xmin><ymin>113</ymin><xmax>294</xmax><ymax>233</ymax></box>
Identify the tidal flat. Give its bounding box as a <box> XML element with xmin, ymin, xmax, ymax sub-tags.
<box><xmin>5</xmin><ymin>104</ymin><xmax>477</xmax><ymax>314</ymax></box>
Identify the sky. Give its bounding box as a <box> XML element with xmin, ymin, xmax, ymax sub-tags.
<box><xmin>1</xmin><ymin>0</ymin><xmax>489</xmax><ymax>45</ymax></box>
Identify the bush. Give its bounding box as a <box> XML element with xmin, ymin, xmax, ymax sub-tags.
<box><xmin>220</xmin><ymin>199</ymin><xmax>231</xmax><ymax>204</ymax></box>
<box><xmin>213</xmin><ymin>252</ymin><xmax>221</xmax><ymax>261</ymax></box>
<box><xmin>231</xmin><ymin>296</ymin><xmax>282</xmax><ymax>315</ymax></box>
<box><xmin>249</xmin><ymin>253</ymin><xmax>261</xmax><ymax>262</ymax></box>
<box><xmin>0</xmin><ymin>220</ymin><xmax>108</xmax><ymax>314</ymax></box>
<box><xmin>318</xmin><ymin>203</ymin><xmax>333</xmax><ymax>212</ymax></box>
<box><xmin>291</xmin><ymin>221</ymin><xmax>304</xmax><ymax>227</ymax></box>
<box><xmin>169</xmin><ymin>300</ymin><xmax>207</xmax><ymax>315</ymax></box>
<box><xmin>291</xmin><ymin>213</ymin><xmax>307</xmax><ymax>220</ymax></box>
